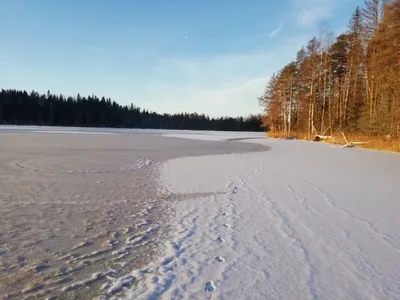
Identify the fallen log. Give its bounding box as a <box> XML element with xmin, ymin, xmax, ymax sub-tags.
<box><xmin>341</xmin><ymin>132</ymin><xmax>370</xmax><ymax>148</ymax></box>
<box><xmin>314</xmin><ymin>135</ymin><xmax>333</xmax><ymax>142</ymax></box>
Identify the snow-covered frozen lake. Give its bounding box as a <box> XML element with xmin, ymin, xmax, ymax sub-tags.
<box><xmin>0</xmin><ymin>127</ymin><xmax>264</xmax><ymax>299</ymax></box>
<box><xmin>1</xmin><ymin>127</ymin><xmax>399</xmax><ymax>300</ymax></box>
<box><xmin>133</xmin><ymin>133</ymin><xmax>400</xmax><ymax>300</ymax></box>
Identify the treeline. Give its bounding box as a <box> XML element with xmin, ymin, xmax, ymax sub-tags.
<box><xmin>259</xmin><ymin>0</ymin><xmax>400</xmax><ymax>139</ymax></box>
<box><xmin>0</xmin><ymin>89</ymin><xmax>263</xmax><ymax>131</ymax></box>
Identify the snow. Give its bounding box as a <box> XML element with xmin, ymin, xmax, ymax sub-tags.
<box><xmin>61</xmin><ymin>270</ymin><xmax>115</xmax><ymax>292</ymax></box>
<box><xmin>122</xmin><ymin>136</ymin><xmax>400</xmax><ymax>300</ymax></box>
<box><xmin>0</xmin><ymin>125</ymin><xmax>265</xmax><ymax>139</ymax></box>
<box><xmin>107</xmin><ymin>275</ymin><xmax>135</xmax><ymax>294</ymax></box>
<box><xmin>163</xmin><ymin>132</ymin><xmax>264</xmax><ymax>141</ymax></box>
<box><xmin>28</xmin><ymin>130</ymin><xmax>116</xmax><ymax>135</ymax></box>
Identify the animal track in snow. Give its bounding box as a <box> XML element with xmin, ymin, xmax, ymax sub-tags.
<box><xmin>217</xmin><ymin>237</ymin><xmax>225</xmax><ymax>243</ymax></box>
<box><xmin>135</xmin><ymin>219</ymin><xmax>151</xmax><ymax>228</ymax></box>
<box><xmin>205</xmin><ymin>281</ymin><xmax>216</xmax><ymax>292</ymax></box>
<box><xmin>124</xmin><ymin>226</ymin><xmax>133</xmax><ymax>234</ymax></box>
<box><xmin>215</xmin><ymin>256</ymin><xmax>225</xmax><ymax>262</ymax></box>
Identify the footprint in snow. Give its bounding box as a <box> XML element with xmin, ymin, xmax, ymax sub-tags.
<box><xmin>162</xmin><ymin>257</ymin><xmax>174</xmax><ymax>266</ymax></box>
<box><xmin>217</xmin><ymin>237</ymin><xmax>225</xmax><ymax>243</ymax></box>
<box><xmin>205</xmin><ymin>281</ymin><xmax>216</xmax><ymax>292</ymax></box>
<box><xmin>215</xmin><ymin>256</ymin><xmax>225</xmax><ymax>262</ymax></box>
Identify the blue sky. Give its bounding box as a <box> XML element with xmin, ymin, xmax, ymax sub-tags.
<box><xmin>0</xmin><ymin>0</ymin><xmax>364</xmax><ymax>117</ymax></box>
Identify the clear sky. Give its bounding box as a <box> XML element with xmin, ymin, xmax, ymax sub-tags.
<box><xmin>0</xmin><ymin>0</ymin><xmax>364</xmax><ymax>117</ymax></box>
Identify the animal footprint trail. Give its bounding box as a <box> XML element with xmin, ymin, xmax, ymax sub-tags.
<box><xmin>205</xmin><ymin>280</ymin><xmax>216</xmax><ymax>292</ymax></box>
<box><xmin>215</xmin><ymin>256</ymin><xmax>225</xmax><ymax>262</ymax></box>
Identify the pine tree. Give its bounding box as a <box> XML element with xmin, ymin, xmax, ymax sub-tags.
<box><xmin>362</xmin><ymin>0</ymin><xmax>380</xmax><ymax>39</ymax></box>
<box><xmin>259</xmin><ymin>0</ymin><xmax>400</xmax><ymax>141</ymax></box>
<box><xmin>0</xmin><ymin>89</ymin><xmax>262</xmax><ymax>131</ymax></box>
<box><xmin>346</xmin><ymin>7</ymin><xmax>365</xmax><ymax>131</ymax></box>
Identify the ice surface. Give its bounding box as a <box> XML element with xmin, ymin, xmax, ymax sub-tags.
<box><xmin>2</xmin><ymin>128</ymin><xmax>399</xmax><ymax>299</ymax></box>
<box><xmin>163</xmin><ymin>132</ymin><xmax>264</xmax><ymax>142</ymax></box>
<box><xmin>0</xmin><ymin>125</ymin><xmax>265</xmax><ymax>139</ymax></box>
<box><xmin>0</xmin><ymin>129</ymin><xmax>265</xmax><ymax>299</ymax></box>
<box><xmin>123</xmin><ymin>136</ymin><xmax>400</xmax><ymax>300</ymax></box>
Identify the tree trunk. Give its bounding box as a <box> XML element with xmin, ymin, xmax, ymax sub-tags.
<box><xmin>288</xmin><ymin>77</ymin><xmax>293</xmax><ymax>137</ymax></box>
<box><xmin>281</xmin><ymin>82</ymin><xmax>287</xmax><ymax>136</ymax></box>
<box><xmin>321</xmin><ymin>54</ymin><xmax>328</xmax><ymax>133</ymax></box>
<box><xmin>308</xmin><ymin>79</ymin><xmax>314</xmax><ymax>139</ymax></box>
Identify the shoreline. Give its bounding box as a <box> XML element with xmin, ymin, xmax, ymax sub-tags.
<box><xmin>266</xmin><ymin>132</ymin><xmax>400</xmax><ymax>154</ymax></box>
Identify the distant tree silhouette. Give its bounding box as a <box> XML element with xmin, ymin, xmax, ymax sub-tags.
<box><xmin>0</xmin><ymin>89</ymin><xmax>264</xmax><ymax>132</ymax></box>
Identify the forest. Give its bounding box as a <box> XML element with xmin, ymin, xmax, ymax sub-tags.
<box><xmin>259</xmin><ymin>0</ymin><xmax>400</xmax><ymax>145</ymax></box>
<box><xmin>0</xmin><ymin>89</ymin><xmax>263</xmax><ymax>132</ymax></box>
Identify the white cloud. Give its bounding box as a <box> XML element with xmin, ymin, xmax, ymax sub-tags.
<box><xmin>293</xmin><ymin>0</ymin><xmax>334</xmax><ymax>27</ymax></box>
<box><xmin>0</xmin><ymin>18</ymin><xmax>309</xmax><ymax>118</ymax></box>
<box><xmin>141</xmin><ymin>76</ymin><xmax>269</xmax><ymax>118</ymax></box>
<box><xmin>133</xmin><ymin>36</ymin><xmax>307</xmax><ymax>117</ymax></box>
<box><xmin>269</xmin><ymin>23</ymin><xmax>283</xmax><ymax>38</ymax></box>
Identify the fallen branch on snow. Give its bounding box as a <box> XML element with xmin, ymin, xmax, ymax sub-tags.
<box><xmin>314</xmin><ymin>135</ymin><xmax>333</xmax><ymax>142</ymax></box>
<box><xmin>341</xmin><ymin>132</ymin><xmax>370</xmax><ymax>148</ymax></box>
<box><xmin>314</xmin><ymin>126</ymin><xmax>333</xmax><ymax>142</ymax></box>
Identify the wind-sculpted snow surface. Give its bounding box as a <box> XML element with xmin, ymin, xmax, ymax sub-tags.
<box><xmin>124</xmin><ymin>138</ymin><xmax>400</xmax><ymax>300</ymax></box>
<box><xmin>2</xmin><ymin>130</ymin><xmax>400</xmax><ymax>299</ymax></box>
<box><xmin>0</xmin><ymin>130</ymin><xmax>265</xmax><ymax>299</ymax></box>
